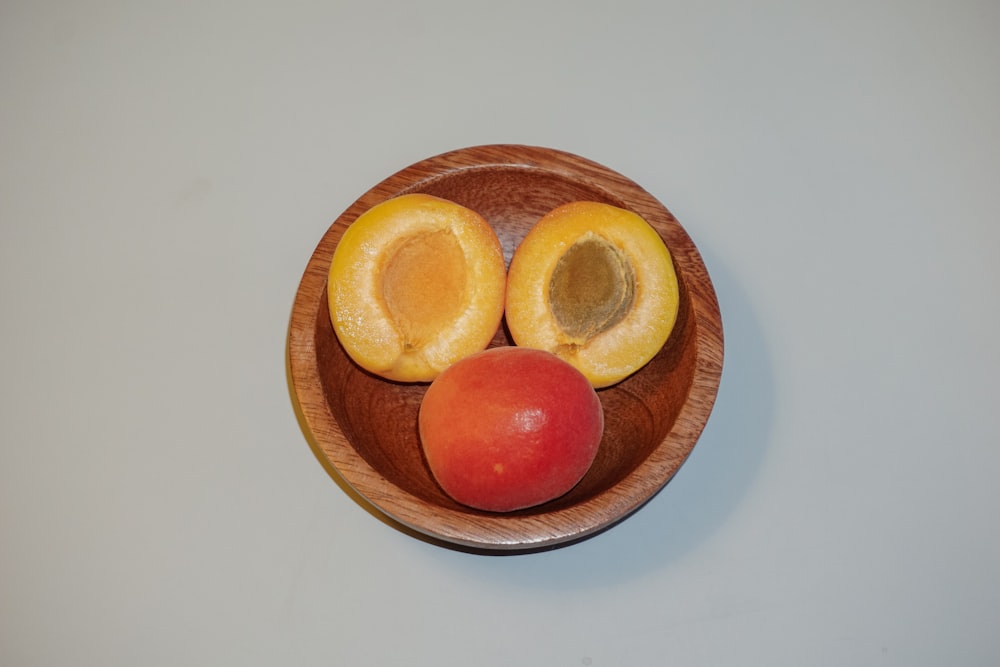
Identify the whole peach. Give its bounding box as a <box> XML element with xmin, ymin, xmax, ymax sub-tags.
<box><xmin>418</xmin><ymin>346</ymin><xmax>604</xmax><ymax>512</ymax></box>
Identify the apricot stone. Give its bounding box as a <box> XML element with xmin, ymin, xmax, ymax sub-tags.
<box><xmin>327</xmin><ymin>193</ymin><xmax>506</xmax><ymax>383</ymax></box>
<box><xmin>505</xmin><ymin>201</ymin><xmax>679</xmax><ymax>388</ymax></box>
<box><xmin>418</xmin><ymin>346</ymin><xmax>604</xmax><ymax>513</ymax></box>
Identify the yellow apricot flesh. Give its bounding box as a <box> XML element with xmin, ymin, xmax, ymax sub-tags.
<box><xmin>327</xmin><ymin>193</ymin><xmax>506</xmax><ymax>382</ymax></box>
<box><xmin>505</xmin><ymin>201</ymin><xmax>679</xmax><ymax>388</ymax></box>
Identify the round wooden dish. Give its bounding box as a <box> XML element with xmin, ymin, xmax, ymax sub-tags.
<box><xmin>287</xmin><ymin>144</ymin><xmax>723</xmax><ymax>553</ymax></box>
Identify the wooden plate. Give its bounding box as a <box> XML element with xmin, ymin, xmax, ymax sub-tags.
<box><xmin>287</xmin><ymin>144</ymin><xmax>723</xmax><ymax>552</ymax></box>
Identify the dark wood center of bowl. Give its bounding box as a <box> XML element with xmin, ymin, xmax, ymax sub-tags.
<box><xmin>313</xmin><ymin>164</ymin><xmax>697</xmax><ymax>516</ymax></box>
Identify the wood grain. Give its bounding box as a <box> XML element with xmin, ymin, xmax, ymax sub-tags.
<box><xmin>287</xmin><ymin>145</ymin><xmax>724</xmax><ymax>552</ymax></box>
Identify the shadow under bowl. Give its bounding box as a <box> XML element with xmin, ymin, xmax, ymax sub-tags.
<box><xmin>287</xmin><ymin>144</ymin><xmax>723</xmax><ymax>553</ymax></box>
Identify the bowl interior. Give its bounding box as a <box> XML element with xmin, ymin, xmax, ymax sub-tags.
<box><xmin>289</xmin><ymin>145</ymin><xmax>722</xmax><ymax>551</ymax></box>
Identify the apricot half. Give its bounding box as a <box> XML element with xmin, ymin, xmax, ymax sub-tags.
<box><xmin>327</xmin><ymin>193</ymin><xmax>506</xmax><ymax>383</ymax></box>
<box><xmin>505</xmin><ymin>201</ymin><xmax>679</xmax><ymax>388</ymax></box>
<box><xmin>419</xmin><ymin>346</ymin><xmax>604</xmax><ymax>512</ymax></box>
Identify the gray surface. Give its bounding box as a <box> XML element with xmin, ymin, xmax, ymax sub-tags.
<box><xmin>3</xmin><ymin>2</ymin><xmax>998</xmax><ymax>665</ymax></box>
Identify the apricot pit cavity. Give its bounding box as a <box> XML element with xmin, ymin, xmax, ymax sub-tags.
<box><xmin>548</xmin><ymin>235</ymin><xmax>635</xmax><ymax>340</ymax></box>
<box><xmin>381</xmin><ymin>229</ymin><xmax>468</xmax><ymax>345</ymax></box>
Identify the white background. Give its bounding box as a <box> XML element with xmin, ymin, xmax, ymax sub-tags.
<box><xmin>3</xmin><ymin>1</ymin><xmax>998</xmax><ymax>665</ymax></box>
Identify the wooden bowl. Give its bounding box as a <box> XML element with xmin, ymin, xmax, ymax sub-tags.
<box><xmin>287</xmin><ymin>145</ymin><xmax>723</xmax><ymax>552</ymax></box>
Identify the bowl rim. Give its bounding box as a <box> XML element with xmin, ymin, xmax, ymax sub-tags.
<box><xmin>287</xmin><ymin>144</ymin><xmax>724</xmax><ymax>552</ymax></box>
